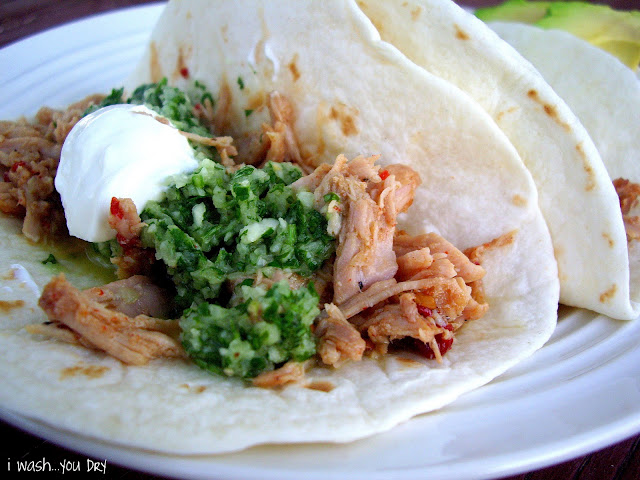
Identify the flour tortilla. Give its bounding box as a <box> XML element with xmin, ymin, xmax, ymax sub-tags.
<box><xmin>487</xmin><ymin>21</ymin><xmax>640</xmax><ymax>313</ymax></box>
<box><xmin>357</xmin><ymin>0</ymin><xmax>637</xmax><ymax>319</ymax></box>
<box><xmin>0</xmin><ymin>0</ymin><xmax>558</xmax><ymax>454</ymax></box>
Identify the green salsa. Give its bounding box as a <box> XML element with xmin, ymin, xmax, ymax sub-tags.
<box><xmin>91</xmin><ymin>80</ymin><xmax>336</xmax><ymax>379</ymax></box>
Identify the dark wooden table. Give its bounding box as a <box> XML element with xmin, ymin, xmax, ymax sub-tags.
<box><xmin>1</xmin><ymin>0</ymin><xmax>639</xmax><ymax>479</ymax></box>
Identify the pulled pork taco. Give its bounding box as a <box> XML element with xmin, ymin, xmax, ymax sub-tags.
<box><xmin>357</xmin><ymin>0</ymin><xmax>638</xmax><ymax>319</ymax></box>
<box><xmin>0</xmin><ymin>0</ymin><xmax>558</xmax><ymax>453</ymax></box>
<box><xmin>477</xmin><ymin>1</ymin><xmax>640</xmax><ymax>319</ymax></box>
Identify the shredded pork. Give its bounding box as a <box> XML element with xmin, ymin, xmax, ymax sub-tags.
<box><xmin>613</xmin><ymin>177</ymin><xmax>640</xmax><ymax>241</ymax></box>
<box><xmin>252</xmin><ymin>361</ymin><xmax>307</xmax><ymax>388</ymax></box>
<box><xmin>37</xmin><ymin>274</ymin><xmax>184</xmax><ymax>365</ymax></box>
<box><xmin>315</xmin><ymin>303</ymin><xmax>366</xmax><ymax>366</ymax></box>
<box><xmin>83</xmin><ymin>275</ymin><xmax>174</xmax><ymax>319</ymax></box>
<box><xmin>0</xmin><ymin>95</ymin><xmax>105</xmax><ymax>242</ymax></box>
<box><xmin>296</xmin><ymin>154</ymin><xmax>422</xmax><ymax>305</ymax></box>
<box><xmin>298</xmin><ymin>156</ymin><xmax>487</xmax><ymax>367</ymax></box>
<box><xmin>108</xmin><ymin>197</ymin><xmax>156</xmax><ymax>279</ymax></box>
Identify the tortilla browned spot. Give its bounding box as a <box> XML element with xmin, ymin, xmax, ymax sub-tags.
<box><xmin>527</xmin><ymin>89</ymin><xmax>571</xmax><ymax>133</ymax></box>
<box><xmin>454</xmin><ymin>24</ymin><xmax>469</xmax><ymax>40</ymax></box>
<box><xmin>172</xmin><ymin>45</ymin><xmax>192</xmax><ymax>82</ymax></box>
<box><xmin>0</xmin><ymin>300</ymin><xmax>25</xmax><ymax>313</ymax></box>
<box><xmin>329</xmin><ymin>103</ymin><xmax>359</xmax><ymax>136</ymax></box>
<box><xmin>512</xmin><ymin>194</ymin><xmax>527</xmax><ymax>207</ymax></box>
<box><xmin>495</xmin><ymin>106</ymin><xmax>519</xmax><ymax>123</ymax></box>
<box><xmin>305</xmin><ymin>380</ymin><xmax>335</xmax><ymax>393</ymax></box>
<box><xmin>575</xmin><ymin>143</ymin><xmax>596</xmax><ymax>192</ymax></box>
<box><xmin>59</xmin><ymin>364</ymin><xmax>110</xmax><ymax>380</ymax></box>
<box><xmin>602</xmin><ymin>232</ymin><xmax>615</xmax><ymax>248</ymax></box>
<box><xmin>600</xmin><ymin>284</ymin><xmax>618</xmax><ymax>304</ymax></box>
<box><xmin>149</xmin><ymin>41</ymin><xmax>162</xmax><ymax>83</ymax></box>
<box><xmin>396</xmin><ymin>356</ymin><xmax>423</xmax><ymax>367</ymax></box>
<box><xmin>288</xmin><ymin>55</ymin><xmax>301</xmax><ymax>82</ymax></box>
<box><xmin>410</xmin><ymin>6</ymin><xmax>423</xmax><ymax>21</ymax></box>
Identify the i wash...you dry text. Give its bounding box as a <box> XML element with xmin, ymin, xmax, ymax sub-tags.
<box><xmin>7</xmin><ymin>457</ymin><xmax>107</xmax><ymax>474</ymax></box>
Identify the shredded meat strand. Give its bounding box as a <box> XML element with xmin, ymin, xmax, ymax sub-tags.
<box><xmin>359</xmin><ymin>293</ymin><xmax>443</xmax><ymax>355</ymax></box>
<box><xmin>302</xmin><ymin>155</ymin><xmax>402</xmax><ymax>305</ymax></box>
<box><xmin>38</xmin><ymin>274</ymin><xmax>184</xmax><ymax>365</ymax></box>
<box><xmin>108</xmin><ymin>197</ymin><xmax>156</xmax><ymax>278</ymax></box>
<box><xmin>613</xmin><ymin>177</ymin><xmax>640</xmax><ymax>241</ymax></box>
<box><xmin>84</xmin><ymin>275</ymin><xmax>174</xmax><ymax>319</ymax></box>
<box><xmin>260</xmin><ymin>92</ymin><xmax>305</xmax><ymax>168</ymax></box>
<box><xmin>315</xmin><ymin>303</ymin><xmax>366</xmax><ymax>366</ymax></box>
<box><xmin>252</xmin><ymin>361</ymin><xmax>307</xmax><ymax>388</ymax></box>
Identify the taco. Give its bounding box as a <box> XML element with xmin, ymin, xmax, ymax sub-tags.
<box><xmin>0</xmin><ymin>0</ymin><xmax>558</xmax><ymax>453</ymax></box>
<box><xmin>356</xmin><ymin>0</ymin><xmax>638</xmax><ymax>319</ymax></box>
<box><xmin>475</xmin><ymin>1</ymin><xmax>640</xmax><ymax>317</ymax></box>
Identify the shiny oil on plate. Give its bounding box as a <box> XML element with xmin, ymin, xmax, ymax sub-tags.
<box><xmin>1</xmin><ymin>3</ymin><xmax>640</xmax><ymax>480</ymax></box>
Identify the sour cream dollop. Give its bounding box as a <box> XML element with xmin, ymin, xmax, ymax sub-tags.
<box><xmin>56</xmin><ymin>104</ymin><xmax>198</xmax><ymax>242</ymax></box>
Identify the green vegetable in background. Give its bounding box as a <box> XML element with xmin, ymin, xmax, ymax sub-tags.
<box><xmin>476</xmin><ymin>0</ymin><xmax>640</xmax><ymax>70</ymax></box>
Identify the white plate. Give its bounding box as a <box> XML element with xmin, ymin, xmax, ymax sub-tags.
<box><xmin>2</xmin><ymin>3</ymin><xmax>640</xmax><ymax>479</ymax></box>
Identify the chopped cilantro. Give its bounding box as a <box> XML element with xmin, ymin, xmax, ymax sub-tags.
<box><xmin>83</xmin><ymin>87</ymin><xmax>125</xmax><ymax>116</ymax></box>
<box><xmin>41</xmin><ymin>254</ymin><xmax>58</xmax><ymax>265</ymax></box>
<box><xmin>140</xmin><ymin>160</ymin><xmax>335</xmax><ymax>378</ymax></box>
<box><xmin>180</xmin><ymin>281</ymin><xmax>319</xmax><ymax>378</ymax></box>
<box><xmin>323</xmin><ymin>192</ymin><xmax>340</xmax><ymax>203</ymax></box>
<box><xmin>127</xmin><ymin>78</ymin><xmax>211</xmax><ymax>137</ymax></box>
<box><xmin>140</xmin><ymin>160</ymin><xmax>334</xmax><ymax>309</ymax></box>
<box><xmin>237</xmin><ymin>76</ymin><xmax>245</xmax><ymax>90</ymax></box>
<box><xmin>244</xmin><ymin>109</ymin><xmax>253</xmax><ymax>117</ymax></box>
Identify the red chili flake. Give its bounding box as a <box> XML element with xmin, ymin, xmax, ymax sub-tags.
<box><xmin>110</xmin><ymin>197</ymin><xmax>124</xmax><ymax>219</ymax></box>
<box><xmin>379</xmin><ymin>169</ymin><xmax>390</xmax><ymax>180</ymax></box>
<box><xmin>3</xmin><ymin>172</ymin><xmax>10</xmax><ymax>182</ymax></box>
<box><xmin>425</xmin><ymin>324</ymin><xmax>455</xmax><ymax>359</ymax></box>
<box><xmin>115</xmin><ymin>233</ymin><xmax>127</xmax><ymax>246</ymax></box>
<box><xmin>194</xmin><ymin>103</ymin><xmax>202</xmax><ymax>111</ymax></box>
<box><xmin>10</xmin><ymin>161</ymin><xmax>27</xmax><ymax>172</ymax></box>
<box><xmin>180</xmin><ymin>67</ymin><xmax>189</xmax><ymax>78</ymax></box>
<box><xmin>417</xmin><ymin>305</ymin><xmax>432</xmax><ymax>318</ymax></box>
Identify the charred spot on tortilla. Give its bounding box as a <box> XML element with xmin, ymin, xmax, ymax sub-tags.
<box><xmin>512</xmin><ymin>194</ymin><xmax>527</xmax><ymax>207</ymax></box>
<box><xmin>454</xmin><ymin>24</ymin><xmax>470</xmax><ymax>40</ymax></box>
<box><xmin>149</xmin><ymin>42</ymin><xmax>162</xmax><ymax>83</ymax></box>
<box><xmin>213</xmin><ymin>78</ymin><xmax>233</xmax><ymax>134</ymax></box>
<box><xmin>395</xmin><ymin>356</ymin><xmax>423</xmax><ymax>368</ymax></box>
<box><xmin>602</xmin><ymin>232</ymin><xmax>615</xmax><ymax>248</ymax></box>
<box><xmin>288</xmin><ymin>54</ymin><xmax>301</xmax><ymax>82</ymax></box>
<box><xmin>0</xmin><ymin>300</ymin><xmax>25</xmax><ymax>313</ymax></box>
<box><xmin>575</xmin><ymin>143</ymin><xmax>597</xmax><ymax>192</ymax></box>
<box><xmin>179</xmin><ymin>383</ymin><xmax>207</xmax><ymax>394</ymax></box>
<box><xmin>495</xmin><ymin>106</ymin><xmax>519</xmax><ymax>123</ymax></box>
<box><xmin>304</xmin><ymin>380</ymin><xmax>335</xmax><ymax>393</ymax></box>
<box><xmin>599</xmin><ymin>284</ymin><xmax>618</xmax><ymax>304</ymax></box>
<box><xmin>526</xmin><ymin>89</ymin><xmax>571</xmax><ymax>133</ymax></box>
<box><xmin>59</xmin><ymin>363</ymin><xmax>110</xmax><ymax>380</ymax></box>
<box><xmin>411</xmin><ymin>6</ymin><xmax>424</xmax><ymax>21</ymax></box>
<box><xmin>329</xmin><ymin>103</ymin><xmax>359</xmax><ymax>137</ymax></box>
<box><xmin>172</xmin><ymin>45</ymin><xmax>193</xmax><ymax>82</ymax></box>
